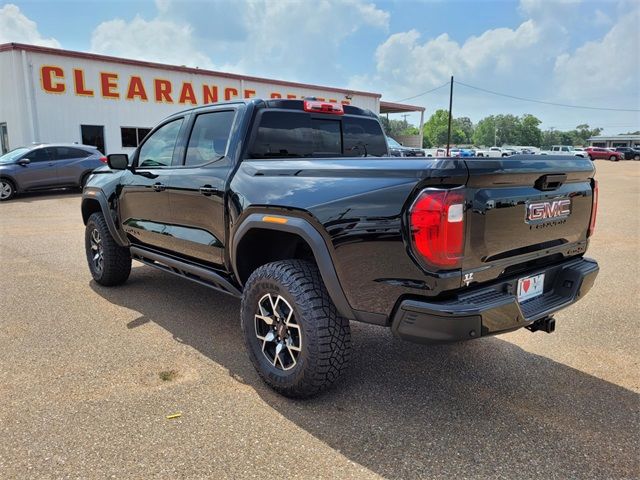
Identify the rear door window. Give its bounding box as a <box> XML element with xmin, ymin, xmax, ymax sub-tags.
<box><xmin>184</xmin><ymin>110</ymin><xmax>235</xmax><ymax>166</ymax></box>
<box><xmin>55</xmin><ymin>147</ymin><xmax>91</xmax><ymax>159</ymax></box>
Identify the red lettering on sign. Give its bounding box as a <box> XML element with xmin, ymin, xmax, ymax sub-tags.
<box><xmin>100</xmin><ymin>72</ymin><xmax>119</xmax><ymax>99</ymax></box>
<box><xmin>244</xmin><ymin>89</ymin><xmax>256</xmax><ymax>99</ymax></box>
<box><xmin>270</xmin><ymin>92</ymin><xmax>282</xmax><ymax>99</ymax></box>
<box><xmin>126</xmin><ymin>76</ymin><xmax>148</xmax><ymax>101</ymax></box>
<box><xmin>179</xmin><ymin>82</ymin><xmax>197</xmax><ymax>105</ymax></box>
<box><xmin>155</xmin><ymin>79</ymin><xmax>173</xmax><ymax>103</ymax></box>
<box><xmin>73</xmin><ymin>69</ymin><xmax>93</xmax><ymax>96</ymax></box>
<box><xmin>41</xmin><ymin>66</ymin><xmax>65</xmax><ymax>93</ymax></box>
<box><xmin>203</xmin><ymin>84</ymin><xmax>218</xmax><ymax>104</ymax></box>
<box><xmin>224</xmin><ymin>87</ymin><xmax>239</xmax><ymax>100</ymax></box>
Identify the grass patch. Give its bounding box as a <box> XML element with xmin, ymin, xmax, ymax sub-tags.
<box><xmin>158</xmin><ymin>369</ymin><xmax>179</xmax><ymax>382</ymax></box>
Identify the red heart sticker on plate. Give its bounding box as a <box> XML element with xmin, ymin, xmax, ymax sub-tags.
<box><xmin>522</xmin><ymin>279</ymin><xmax>530</xmax><ymax>292</ymax></box>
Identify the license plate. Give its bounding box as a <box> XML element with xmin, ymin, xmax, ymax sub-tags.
<box><xmin>517</xmin><ymin>273</ymin><xmax>545</xmax><ymax>302</ymax></box>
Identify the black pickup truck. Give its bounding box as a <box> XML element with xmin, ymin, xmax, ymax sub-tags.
<box><xmin>81</xmin><ymin>98</ymin><xmax>599</xmax><ymax>397</ymax></box>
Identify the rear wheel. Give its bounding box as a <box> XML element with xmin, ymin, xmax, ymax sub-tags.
<box><xmin>241</xmin><ymin>260</ymin><xmax>351</xmax><ymax>398</ymax></box>
<box><xmin>85</xmin><ymin>212</ymin><xmax>131</xmax><ymax>286</ymax></box>
<box><xmin>634</xmin><ymin>154</ymin><xmax>640</xmax><ymax>161</ymax></box>
<box><xmin>588</xmin><ymin>155</ymin><xmax>594</xmax><ymax>161</ymax></box>
<box><xmin>0</xmin><ymin>179</ymin><xmax>16</xmax><ymax>201</ymax></box>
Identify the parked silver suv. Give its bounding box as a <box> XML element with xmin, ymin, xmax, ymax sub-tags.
<box><xmin>0</xmin><ymin>143</ymin><xmax>105</xmax><ymax>201</ymax></box>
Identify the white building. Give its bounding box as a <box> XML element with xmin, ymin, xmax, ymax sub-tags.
<box><xmin>0</xmin><ymin>43</ymin><xmax>423</xmax><ymax>155</ymax></box>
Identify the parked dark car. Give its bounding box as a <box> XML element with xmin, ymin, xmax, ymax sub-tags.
<box><xmin>82</xmin><ymin>98</ymin><xmax>599</xmax><ymax>397</ymax></box>
<box><xmin>387</xmin><ymin>137</ymin><xmax>425</xmax><ymax>157</ymax></box>
<box><xmin>0</xmin><ymin>143</ymin><xmax>106</xmax><ymax>200</ymax></box>
<box><xmin>614</xmin><ymin>147</ymin><xmax>640</xmax><ymax>160</ymax></box>
<box><xmin>584</xmin><ymin>147</ymin><xmax>623</xmax><ymax>161</ymax></box>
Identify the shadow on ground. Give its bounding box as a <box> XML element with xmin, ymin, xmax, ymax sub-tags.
<box><xmin>6</xmin><ymin>189</ymin><xmax>81</xmax><ymax>203</ymax></box>
<box><xmin>91</xmin><ymin>267</ymin><xmax>639</xmax><ymax>479</ymax></box>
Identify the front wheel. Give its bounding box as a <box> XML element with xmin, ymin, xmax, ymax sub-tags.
<box><xmin>0</xmin><ymin>179</ymin><xmax>16</xmax><ymax>201</ymax></box>
<box><xmin>85</xmin><ymin>212</ymin><xmax>131</xmax><ymax>286</ymax></box>
<box><xmin>241</xmin><ymin>260</ymin><xmax>351</xmax><ymax>398</ymax></box>
<box><xmin>609</xmin><ymin>155</ymin><xmax>619</xmax><ymax>161</ymax></box>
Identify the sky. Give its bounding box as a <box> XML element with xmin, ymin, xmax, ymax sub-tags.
<box><xmin>1</xmin><ymin>0</ymin><xmax>639</xmax><ymax>134</ymax></box>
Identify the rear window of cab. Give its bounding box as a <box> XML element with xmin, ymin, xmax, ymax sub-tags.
<box><xmin>246</xmin><ymin>110</ymin><xmax>388</xmax><ymax>159</ymax></box>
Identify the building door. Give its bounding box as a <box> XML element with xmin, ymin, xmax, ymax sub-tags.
<box><xmin>0</xmin><ymin>123</ymin><xmax>8</xmax><ymax>154</ymax></box>
<box><xmin>81</xmin><ymin>125</ymin><xmax>105</xmax><ymax>154</ymax></box>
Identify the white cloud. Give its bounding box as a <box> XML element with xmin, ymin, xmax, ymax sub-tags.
<box><xmin>350</xmin><ymin>18</ymin><xmax>557</xmax><ymax>102</ymax></box>
<box><xmin>593</xmin><ymin>9</ymin><xmax>612</xmax><ymax>26</ymax></box>
<box><xmin>0</xmin><ymin>3</ymin><xmax>60</xmax><ymax>47</ymax></box>
<box><xmin>90</xmin><ymin>16</ymin><xmax>214</xmax><ymax>69</ymax></box>
<box><xmin>553</xmin><ymin>7</ymin><xmax>640</xmax><ymax>101</ymax></box>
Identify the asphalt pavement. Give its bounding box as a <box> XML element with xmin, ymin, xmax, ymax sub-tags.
<box><xmin>0</xmin><ymin>160</ymin><xmax>638</xmax><ymax>479</ymax></box>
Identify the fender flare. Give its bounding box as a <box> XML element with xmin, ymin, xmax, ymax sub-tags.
<box><xmin>232</xmin><ymin>213</ymin><xmax>355</xmax><ymax>320</ymax></box>
<box><xmin>81</xmin><ymin>188</ymin><xmax>129</xmax><ymax>247</ymax></box>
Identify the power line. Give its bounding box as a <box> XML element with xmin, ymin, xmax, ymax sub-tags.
<box><xmin>454</xmin><ymin>80</ymin><xmax>640</xmax><ymax>112</ymax></box>
<box><xmin>393</xmin><ymin>82</ymin><xmax>449</xmax><ymax>103</ymax></box>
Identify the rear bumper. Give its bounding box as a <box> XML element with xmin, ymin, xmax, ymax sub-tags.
<box><xmin>390</xmin><ymin>257</ymin><xmax>598</xmax><ymax>344</ymax></box>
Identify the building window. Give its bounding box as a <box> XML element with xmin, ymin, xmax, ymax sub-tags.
<box><xmin>121</xmin><ymin>127</ymin><xmax>152</xmax><ymax>148</ymax></box>
<box><xmin>0</xmin><ymin>123</ymin><xmax>8</xmax><ymax>154</ymax></box>
<box><xmin>81</xmin><ymin>125</ymin><xmax>105</xmax><ymax>154</ymax></box>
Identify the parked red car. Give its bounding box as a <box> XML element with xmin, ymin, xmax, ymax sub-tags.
<box><xmin>584</xmin><ymin>147</ymin><xmax>623</xmax><ymax>161</ymax></box>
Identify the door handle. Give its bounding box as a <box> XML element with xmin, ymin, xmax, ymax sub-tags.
<box><xmin>199</xmin><ymin>185</ymin><xmax>219</xmax><ymax>196</ymax></box>
<box><xmin>152</xmin><ymin>182</ymin><xmax>166</xmax><ymax>192</ymax></box>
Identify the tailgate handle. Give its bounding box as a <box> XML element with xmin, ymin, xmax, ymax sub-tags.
<box><xmin>535</xmin><ymin>174</ymin><xmax>566</xmax><ymax>191</ymax></box>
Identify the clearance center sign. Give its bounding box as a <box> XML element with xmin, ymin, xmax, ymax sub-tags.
<box><xmin>38</xmin><ymin>64</ymin><xmax>374</xmax><ymax>108</ymax></box>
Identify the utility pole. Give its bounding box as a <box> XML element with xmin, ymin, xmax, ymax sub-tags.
<box><xmin>446</xmin><ymin>76</ymin><xmax>453</xmax><ymax>156</ymax></box>
<box><xmin>400</xmin><ymin>113</ymin><xmax>410</xmax><ymax>124</ymax></box>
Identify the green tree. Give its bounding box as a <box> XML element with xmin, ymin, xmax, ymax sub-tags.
<box><xmin>423</xmin><ymin>109</ymin><xmax>467</xmax><ymax>147</ymax></box>
<box><xmin>518</xmin><ymin>114</ymin><xmax>543</xmax><ymax>147</ymax></box>
<box><xmin>473</xmin><ymin>116</ymin><xmax>497</xmax><ymax>146</ymax></box>
<box><xmin>453</xmin><ymin>116</ymin><xmax>474</xmax><ymax>143</ymax></box>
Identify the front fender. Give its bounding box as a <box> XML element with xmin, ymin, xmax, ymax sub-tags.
<box><xmin>82</xmin><ymin>188</ymin><xmax>129</xmax><ymax>247</ymax></box>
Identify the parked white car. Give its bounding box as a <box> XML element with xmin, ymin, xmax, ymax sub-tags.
<box><xmin>539</xmin><ymin>145</ymin><xmax>587</xmax><ymax>157</ymax></box>
<box><xmin>475</xmin><ymin>147</ymin><xmax>514</xmax><ymax>158</ymax></box>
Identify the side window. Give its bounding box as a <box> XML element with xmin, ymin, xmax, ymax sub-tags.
<box><xmin>23</xmin><ymin>148</ymin><xmax>50</xmax><ymax>162</ymax></box>
<box><xmin>55</xmin><ymin>147</ymin><xmax>91</xmax><ymax>159</ymax></box>
<box><xmin>184</xmin><ymin>110</ymin><xmax>235</xmax><ymax>166</ymax></box>
<box><xmin>138</xmin><ymin>118</ymin><xmax>184</xmax><ymax>168</ymax></box>
<box><xmin>561</xmin><ymin>146</ymin><xmax>569</xmax><ymax>152</ymax></box>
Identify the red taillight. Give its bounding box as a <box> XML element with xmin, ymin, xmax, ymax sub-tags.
<box><xmin>409</xmin><ymin>189</ymin><xmax>465</xmax><ymax>269</ymax></box>
<box><xmin>588</xmin><ymin>179</ymin><xmax>598</xmax><ymax>237</ymax></box>
<box><xmin>303</xmin><ymin>99</ymin><xmax>344</xmax><ymax>115</ymax></box>
<box><xmin>99</xmin><ymin>156</ymin><xmax>108</xmax><ymax>163</ymax></box>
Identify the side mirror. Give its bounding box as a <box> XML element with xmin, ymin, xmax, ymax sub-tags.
<box><xmin>107</xmin><ymin>153</ymin><xmax>129</xmax><ymax>170</ymax></box>
<box><xmin>17</xmin><ymin>158</ymin><xmax>30</xmax><ymax>166</ymax></box>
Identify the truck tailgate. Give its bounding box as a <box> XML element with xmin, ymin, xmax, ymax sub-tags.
<box><xmin>462</xmin><ymin>156</ymin><xmax>595</xmax><ymax>285</ymax></box>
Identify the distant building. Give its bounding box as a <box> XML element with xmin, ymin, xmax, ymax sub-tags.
<box><xmin>0</xmin><ymin>43</ymin><xmax>424</xmax><ymax>155</ymax></box>
<box><xmin>587</xmin><ymin>134</ymin><xmax>640</xmax><ymax>148</ymax></box>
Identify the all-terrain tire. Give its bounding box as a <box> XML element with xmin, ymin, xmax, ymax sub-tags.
<box><xmin>85</xmin><ymin>212</ymin><xmax>131</xmax><ymax>286</ymax></box>
<box><xmin>241</xmin><ymin>260</ymin><xmax>351</xmax><ymax>398</ymax></box>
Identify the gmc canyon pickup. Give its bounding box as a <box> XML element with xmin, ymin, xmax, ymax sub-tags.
<box><xmin>81</xmin><ymin>98</ymin><xmax>599</xmax><ymax>397</ymax></box>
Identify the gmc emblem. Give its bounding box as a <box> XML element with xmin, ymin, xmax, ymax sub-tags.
<box><xmin>526</xmin><ymin>199</ymin><xmax>571</xmax><ymax>223</ymax></box>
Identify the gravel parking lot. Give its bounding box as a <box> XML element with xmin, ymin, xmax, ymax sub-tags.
<box><xmin>0</xmin><ymin>160</ymin><xmax>638</xmax><ymax>479</ymax></box>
